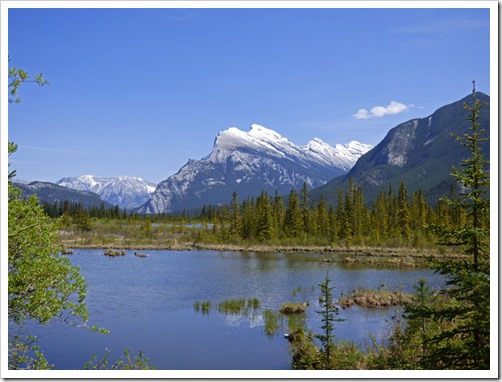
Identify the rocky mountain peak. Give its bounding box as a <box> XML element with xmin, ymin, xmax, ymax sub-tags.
<box><xmin>138</xmin><ymin>124</ymin><xmax>372</xmax><ymax>214</ymax></box>
<box><xmin>56</xmin><ymin>175</ymin><xmax>157</xmax><ymax>209</ymax></box>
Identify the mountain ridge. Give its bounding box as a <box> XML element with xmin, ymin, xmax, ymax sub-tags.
<box><xmin>139</xmin><ymin>124</ymin><xmax>372</xmax><ymax>214</ymax></box>
<box><xmin>311</xmin><ymin>92</ymin><xmax>490</xmax><ymax>206</ymax></box>
<box><xmin>14</xmin><ymin>181</ymin><xmax>113</xmax><ymax>210</ymax></box>
<box><xmin>56</xmin><ymin>175</ymin><xmax>157</xmax><ymax>209</ymax></box>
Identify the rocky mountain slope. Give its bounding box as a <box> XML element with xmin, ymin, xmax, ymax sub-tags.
<box><xmin>139</xmin><ymin>124</ymin><xmax>372</xmax><ymax>214</ymax></box>
<box><xmin>311</xmin><ymin>92</ymin><xmax>490</xmax><ymax>205</ymax></box>
<box><xmin>56</xmin><ymin>175</ymin><xmax>157</xmax><ymax>209</ymax></box>
<box><xmin>14</xmin><ymin>181</ymin><xmax>112</xmax><ymax>210</ymax></box>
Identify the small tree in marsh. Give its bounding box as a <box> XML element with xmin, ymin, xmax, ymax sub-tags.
<box><xmin>316</xmin><ymin>271</ymin><xmax>345</xmax><ymax>369</ymax></box>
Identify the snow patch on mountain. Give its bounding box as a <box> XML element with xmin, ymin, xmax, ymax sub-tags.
<box><xmin>138</xmin><ymin>124</ymin><xmax>372</xmax><ymax>214</ymax></box>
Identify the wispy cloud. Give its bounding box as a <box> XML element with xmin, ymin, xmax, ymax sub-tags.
<box><xmin>353</xmin><ymin>101</ymin><xmax>410</xmax><ymax>120</ymax></box>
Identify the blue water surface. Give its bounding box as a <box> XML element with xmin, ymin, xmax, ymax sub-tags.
<box><xmin>13</xmin><ymin>249</ymin><xmax>444</xmax><ymax>370</ymax></box>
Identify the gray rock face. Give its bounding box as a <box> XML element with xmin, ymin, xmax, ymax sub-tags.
<box><xmin>312</xmin><ymin>92</ymin><xmax>490</xmax><ymax>205</ymax></box>
<box><xmin>139</xmin><ymin>124</ymin><xmax>372</xmax><ymax>214</ymax></box>
<box><xmin>56</xmin><ymin>175</ymin><xmax>157</xmax><ymax>209</ymax></box>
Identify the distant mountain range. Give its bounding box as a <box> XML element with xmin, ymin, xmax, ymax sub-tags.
<box><xmin>138</xmin><ymin>124</ymin><xmax>372</xmax><ymax>214</ymax></box>
<box><xmin>14</xmin><ymin>181</ymin><xmax>113</xmax><ymax>210</ymax></box>
<box><xmin>15</xmin><ymin>93</ymin><xmax>489</xmax><ymax>215</ymax></box>
<box><xmin>56</xmin><ymin>175</ymin><xmax>157</xmax><ymax>209</ymax></box>
<box><xmin>311</xmin><ymin>92</ymin><xmax>490</xmax><ymax>205</ymax></box>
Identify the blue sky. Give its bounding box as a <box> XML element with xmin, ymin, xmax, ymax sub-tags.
<box><xmin>6</xmin><ymin>3</ymin><xmax>493</xmax><ymax>184</ymax></box>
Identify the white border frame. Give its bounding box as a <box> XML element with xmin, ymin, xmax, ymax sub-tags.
<box><xmin>1</xmin><ymin>1</ymin><xmax>498</xmax><ymax>379</ymax></box>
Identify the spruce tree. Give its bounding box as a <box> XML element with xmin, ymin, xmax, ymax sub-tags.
<box><xmin>272</xmin><ymin>190</ymin><xmax>286</xmax><ymax>238</ymax></box>
<box><xmin>417</xmin><ymin>82</ymin><xmax>490</xmax><ymax>369</ymax></box>
<box><xmin>316</xmin><ymin>272</ymin><xmax>344</xmax><ymax>369</ymax></box>
<box><xmin>300</xmin><ymin>182</ymin><xmax>311</xmax><ymax>236</ymax></box>
<box><xmin>229</xmin><ymin>191</ymin><xmax>241</xmax><ymax>237</ymax></box>
<box><xmin>397</xmin><ymin>182</ymin><xmax>411</xmax><ymax>241</ymax></box>
<box><xmin>285</xmin><ymin>189</ymin><xmax>303</xmax><ymax>238</ymax></box>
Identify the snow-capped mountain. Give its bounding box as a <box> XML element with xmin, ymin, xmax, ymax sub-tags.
<box><xmin>14</xmin><ymin>181</ymin><xmax>112</xmax><ymax>210</ymax></box>
<box><xmin>56</xmin><ymin>175</ymin><xmax>157</xmax><ymax>209</ymax></box>
<box><xmin>138</xmin><ymin>124</ymin><xmax>372</xmax><ymax>214</ymax></box>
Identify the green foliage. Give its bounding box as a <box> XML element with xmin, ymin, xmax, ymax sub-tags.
<box><xmin>8</xmin><ymin>183</ymin><xmax>90</xmax><ymax>326</ymax></box>
<box><xmin>8</xmin><ymin>60</ymin><xmax>48</xmax><ymax>103</ymax></box>
<box><xmin>338</xmin><ymin>288</ymin><xmax>414</xmax><ymax>308</ymax></box>
<box><xmin>316</xmin><ymin>272</ymin><xmax>345</xmax><ymax>368</ymax></box>
<box><xmin>285</xmin><ymin>189</ymin><xmax>304</xmax><ymax>238</ymax></box>
<box><xmin>263</xmin><ymin>309</ymin><xmax>281</xmax><ymax>336</ymax></box>
<box><xmin>8</xmin><ymin>142</ymin><xmax>18</xmax><ymax>179</ymax></box>
<box><xmin>289</xmin><ymin>327</ymin><xmax>322</xmax><ymax>370</ymax></box>
<box><xmin>8</xmin><ymin>335</ymin><xmax>52</xmax><ymax>370</ymax></box>
<box><xmin>218</xmin><ymin>298</ymin><xmax>261</xmax><ymax>314</ymax></box>
<box><xmin>84</xmin><ymin>349</ymin><xmax>156</xmax><ymax>370</ymax></box>
<box><xmin>8</xmin><ymin>181</ymin><xmax>102</xmax><ymax>369</ymax></box>
<box><xmin>193</xmin><ymin>300</ymin><xmax>212</xmax><ymax>315</ymax></box>
<box><xmin>8</xmin><ymin>63</ymin><xmax>146</xmax><ymax>370</ymax></box>
<box><xmin>421</xmin><ymin>85</ymin><xmax>490</xmax><ymax>369</ymax></box>
<box><xmin>72</xmin><ymin>207</ymin><xmax>93</xmax><ymax>232</ymax></box>
<box><xmin>171</xmin><ymin>174</ymin><xmax>460</xmax><ymax>248</ymax></box>
<box><xmin>218</xmin><ymin>298</ymin><xmax>247</xmax><ymax>314</ymax></box>
<box><xmin>279</xmin><ymin>302</ymin><xmax>307</xmax><ymax>315</ymax></box>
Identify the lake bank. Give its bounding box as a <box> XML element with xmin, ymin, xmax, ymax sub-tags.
<box><xmin>60</xmin><ymin>239</ymin><xmax>465</xmax><ymax>268</ymax></box>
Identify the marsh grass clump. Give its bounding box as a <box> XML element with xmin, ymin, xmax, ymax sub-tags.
<box><xmin>218</xmin><ymin>298</ymin><xmax>247</xmax><ymax>314</ymax></box>
<box><xmin>104</xmin><ymin>249</ymin><xmax>126</xmax><ymax>257</ymax></box>
<box><xmin>263</xmin><ymin>309</ymin><xmax>281</xmax><ymax>336</ymax></box>
<box><xmin>193</xmin><ymin>301</ymin><xmax>200</xmax><ymax>311</ymax></box>
<box><xmin>280</xmin><ymin>302</ymin><xmax>308</xmax><ymax>315</ymax></box>
<box><xmin>193</xmin><ymin>300</ymin><xmax>212</xmax><ymax>315</ymax></box>
<box><xmin>338</xmin><ymin>289</ymin><xmax>413</xmax><ymax>308</ymax></box>
<box><xmin>201</xmin><ymin>301</ymin><xmax>211</xmax><ymax>314</ymax></box>
<box><xmin>247</xmin><ymin>297</ymin><xmax>260</xmax><ymax>310</ymax></box>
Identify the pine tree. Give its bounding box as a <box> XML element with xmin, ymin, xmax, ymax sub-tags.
<box><xmin>285</xmin><ymin>189</ymin><xmax>303</xmax><ymax>239</ymax></box>
<box><xmin>410</xmin><ymin>190</ymin><xmax>430</xmax><ymax>246</ymax></box>
<box><xmin>229</xmin><ymin>191</ymin><xmax>241</xmax><ymax>237</ymax></box>
<box><xmin>417</xmin><ymin>82</ymin><xmax>490</xmax><ymax>369</ymax></box>
<box><xmin>256</xmin><ymin>191</ymin><xmax>274</xmax><ymax>241</ymax></box>
<box><xmin>316</xmin><ymin>272</ymin><xmax>344</xmax><ymax>369</ymax></box>
<box><xmin>352</xmin><ymin>185</ymin><xmax>366</xmax><ymax>245</ymax></box>
<box><xmin>316</xmin><ymin>195</ymin><xmax>329</xmax><ymax>239</ymax></box>
<box><xmin>397</xmin><ymin>182</ymin><xmax>410</xmax><ymax>241</ymax></box>
<box><xmin>272</xmin><ymin>190</ymin><xmax>286</xmax><ymax>239</ymax></box>
<box><xmin>240</xmin><ymin>198</ymin><xmax>255</xmax><ymax>240</ymax></box>
<box><xmin>374</xmin><ymin>191</ymin><xmax>388</xmax><ymax>245</ymax></box>
<box><xmin>300</xmin><ymin>182</ymin><xmax>311</xmax><ymax>236</ymax></box>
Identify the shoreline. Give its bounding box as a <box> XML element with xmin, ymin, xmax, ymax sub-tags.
<box><xmin>62</xmin><ymin>241</ymin><xmax>464</xmax><ymax>259</ymax></box>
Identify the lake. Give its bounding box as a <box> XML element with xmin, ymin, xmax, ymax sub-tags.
<box><xmin>13</xmin><ymin>249</ymin><xmax>444</xmax><ymax>370</ymax></box>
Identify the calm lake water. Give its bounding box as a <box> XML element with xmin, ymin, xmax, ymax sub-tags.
<box><xmin>14</xmin><ymin>249</ymin><xmax>444</xmax><ymax>370</ymax></box>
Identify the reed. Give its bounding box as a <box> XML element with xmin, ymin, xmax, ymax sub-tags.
<box><xmin>338</xmin><ymin>288</ymin><xmax>413</xmax><ymax>308</ymax></box>
<box><xmin>280</xmin><ymin>302</ymin><xmax>308</xmax><ymax>315</ymax></box>
<box><xmin>104</xmin><ymin>249</ymin><xmax>126</xmax><ymax>257</ymax></box>
<box><xmin>263</xmin><ymin>309</ymin><xmax>281</xmax><ymax>336</ymax></box>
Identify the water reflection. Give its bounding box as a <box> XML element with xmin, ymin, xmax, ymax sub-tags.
<box><xmin>14</xmin><ymin>249</ymin><xmax>444</xmax><ymax>370</ymax></box>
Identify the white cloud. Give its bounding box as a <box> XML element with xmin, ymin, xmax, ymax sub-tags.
<box><xmin>353</xmin><ymin>108</ymin><xmax>370</xmax><ymax>119</ymax></box>
<box><xmin>353</xmin><ymin>101</ymin><xmax>410</xmax><ymax>119</ymax></box>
